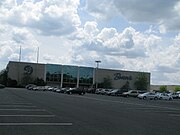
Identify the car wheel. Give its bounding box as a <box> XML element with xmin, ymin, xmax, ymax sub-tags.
<box><xmin>126</xmin><ymin>95</ymin><xmax>129</xmax><ymax>98</ymax></box>
<box><xmin>143</xmin><ymin>96</ymin><xmax>146</xmax><ymax>100</ymax></box>
<box><xmin>154</xmin><ymin>97</ymin><xmax>158</xmax><ymax>100</ymax></box>
<box><xmin>159</xmin><ymin>97</ymin><xmax>162</xmax><ymax>100</ymax></box>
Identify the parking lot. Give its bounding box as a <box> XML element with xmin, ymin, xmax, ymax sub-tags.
<box><xmin>0</xmin><ymin>88</ymin><xmax>180</xmax><ymax>135</ymax></box>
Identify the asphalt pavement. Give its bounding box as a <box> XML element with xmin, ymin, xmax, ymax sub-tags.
<box><xmin>0</xmin><ymin>88</ymin><xmax>180</xmax><ymax>135</ymax></box>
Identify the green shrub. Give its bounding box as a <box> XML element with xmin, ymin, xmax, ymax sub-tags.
<box><xmin>159</xmin><ymin>85</ymin><xmax>167</xmax><ymax>92</ymax></box>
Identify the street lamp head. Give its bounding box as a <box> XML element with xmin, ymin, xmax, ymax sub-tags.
<box><xmin>95</xmin><ymin>60</ymin><xmax>101</xmax><ymax>63</ymax></box>
<box><xmin>95</xmin><ymin>60</ymin><xmax>101</xmax><ymax>69</ymax></box>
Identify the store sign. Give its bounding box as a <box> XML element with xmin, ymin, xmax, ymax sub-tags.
<box><xmin>114</xmin><ymin>73</ymin><xmax>132</xmax><ymax>81</ymax></box>
<box><xmin>24</xmin><ymin>65</ymin><xmax>33</xmax><ymax>74</ymax></box>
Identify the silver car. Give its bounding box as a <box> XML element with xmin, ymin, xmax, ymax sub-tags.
<box><xmin>168</xmin><ymin>92</ymin><xmax>179</xmax><ymax>99</ymax></box>
<box><xmin>158</xmin><ymin>93</ymin><xmax>173</xmax><ymax>100</ymax></box>
<box><xmin>138</xmin><ymin>92</ymin><xmax>158</xmax><ymax>100</ymax></box>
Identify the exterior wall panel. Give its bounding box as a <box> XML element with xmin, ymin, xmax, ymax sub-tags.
<box><xmin>7</xmin><ymin>61</ymin><xmax>45</xmax><ymax>85</ymax></box>
<box><xmin>96</xmin><ymin>69</ymin><xmax>150</xmax><ymax>90</ymax></box>
<box><xmin>7</xmin><ymin>61</ymin><xmax>150</xmax><ymax>90</ymax></box>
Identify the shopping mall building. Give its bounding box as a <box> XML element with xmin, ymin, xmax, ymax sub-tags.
<box><xmin>6</xmin><ymin>61</ymin><xmax>151</xmax><ymax>90</ymax></box>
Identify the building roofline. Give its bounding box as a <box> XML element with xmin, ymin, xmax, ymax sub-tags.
<box><xmin>7</xmin><ymin>61</ymin><xmax>150</xmax><ymax>74</ymax></box>
<box><xmin>8</xmin><ymin>61</ymin><xmax>45</xmax><ymax>65</ymax></box>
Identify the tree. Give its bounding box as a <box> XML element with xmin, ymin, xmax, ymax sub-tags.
<box><xmin>134</xmin><ymin>73</ymin><xmax>148</xmax><ymax>90</ymax></box>
<box><xmin>174</xmin><ymin>86</ymin><xmax>180</xmax><ymax>92</ymax></box>
<box><xmin>121</xmin><ymin>81</ymin><xmax>131</xmax><ymax>91</ymax></box>
<box><xmin>21</xmin><ymin>73</ymin><xmax>34</xmax><ymax>86</ymax></box>
<box><xmin>7</xmin><ymin>78</ymin><xmax>17</xmax><ymax>87</ymax></box>
<box><xmin>0</xmin><ymin>69</ymin><xmax>8</xmax><ymax>86</ymax></box>
<box><xmin>159</xmin><ymin>85</ymin><xmax>167</xmax><ymax>92</ymax></box>
<box><xmin>34</xmin><ymin>77</ymin><xmax>46</xmax><ymax>86</ymax></box>
<box><xmin>98</xmin><ymin>76</ymin><xmax>112</xmax><ymax>88</ymax></box>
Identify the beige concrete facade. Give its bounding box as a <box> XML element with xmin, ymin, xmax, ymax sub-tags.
<box><xmin>7</xmin><ymin>61</ymin><xmax>45</xmax><ymax>85</ymax></box>
<box><xmin>96</xmin><ymin>68</ymin><xmax>150</xmax><ymax>90</ymax></box>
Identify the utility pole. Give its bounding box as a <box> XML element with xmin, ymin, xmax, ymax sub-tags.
<box><xmin>36</xmin><ymin>46</ymin><xmax>39</xmax><ymax>82</ymax></box>
<box><xmin>95</xmin><ymin>60</ymin><xmax>101</xmax><ymax>89</ymax></box>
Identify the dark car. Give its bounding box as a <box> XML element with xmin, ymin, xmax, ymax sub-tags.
<box><xmin>26</xmin><ymin>84</ymin><xmax>36</xmax><ymax>90</ymax></box>
<box><xmin>0</xmin><ymin>84</ymin><xmax>5</xmax><ymax>89</ymax></box>
<box><xmin>66</xmin><ymin>88</ymin><xmax>85</xmax><ymax>95</ymax></box>
<box><xmin>107</xmin><ymin>89</ymin><xmax>124</xmax><ymax>96</ymax></box>
<box><xmin>86</xmin><ymin>88</ymin><xmax>96</xmax><ymax>93</ymax></box>
<box><xmin>58</xmin><ymin>88</ymin><xmax>68</xmax><ymax>93</ymax></box>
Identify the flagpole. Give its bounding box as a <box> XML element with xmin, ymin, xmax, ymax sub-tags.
<box><xmin>19</xmin><ymin>45</ymin><xmax>21</xmax><ymax>62</ymax></box>
<box><xmin>37</xmin><ymin>46</ymin><xmax>39</xmax><ymax>64</ymax></box>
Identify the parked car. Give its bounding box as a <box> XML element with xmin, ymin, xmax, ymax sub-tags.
<box><xmin>176</xmin><ymin>91</ymin><xmax>180</xmax><ymax>98</ymax></box>
<box><xmin>138</xmin><ymin>92</ymin><xmax>158</xmax><ymax>100</ymax></box>
<box><xmin>25</xmin><ymin>84</ymin><xmax>33</xmax><ymax>89</ymax></box>
<box><xmin>53</xmin><ymin>87</ymin><xmax>61</xmax><ymax>92</ymax></box>
<box><xmin>86</xmin><ymin>88</ymin><xmax>96</xmax><ymax>93</ymax></box>
<box><xmin>0</xmin><ymin>84</ymin><xmax>5</xmax><ymax>89</ymax></box>
<box><xmin>158</xmin><ymin>93</ymin><xmax>173</xmax><ymax>100</ymax></box>
<box><xmin>95</xmin><ymin>88</ymin><xmax>103</xmax><ymax>94</ymax></box>
<box><xmin>43</xmin><ymin>86</ymin><xmax>51</xmax><ymax>91</ymax></box>
<box><xmin>107</xmin><ymin>89</ymin><xmax>123</xmax><ymax>96</ymax></box>
<box><xmin>27</xmin><ymin>84</ymin><xmax>37</xmax><ymax>90</ymax></box>
<box><xmin>100</xmin><ymin>89</ymin><xmax>113</xmax><ymax>95</ymax></box>
<box><xmin>25</xmin><ymin>84</ymin><xmax>36</xmax><ymax>90</ymax></box>
<box><xmin>52</xmin><ymin>87</ymin><xmax>59</xmax><ymax>92</ymax></box>
<box><xmin>122</xmin><ymin>90</ymin><xmax>139</xmax><ymax>97</ymax></box>
<box><xmin>47</xmin><ymin>87</ymin><xmax>54</xmax><ymax>91</ymax></box>
<box><xmin>33</xmin><ymin>86</ymin><xmax>45</xmax><ymax>91</ymax></box>
<box><xmin>168</xmin><ymin>92</ymin><xmax>179</xmax><ymax>99</ymax></box>
<box><xmin>66</xmin><ymin>88</ymin><xmax>85</xmax><ymax>95</ymax></box>
<box><xmin>59</xmin><ymin>88</ymin><xmax>68</xmax><ymax>93</ymax></box>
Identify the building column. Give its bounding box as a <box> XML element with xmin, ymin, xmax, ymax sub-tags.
<box><xmin>76</xmin><ymin>67</ymin><xmax>79</xmax><ymax>88</ymax></box>
<box><xmin>60</xmin><ymin>65</ymin><xmax>63</xmax><ymax>88</ymax></box>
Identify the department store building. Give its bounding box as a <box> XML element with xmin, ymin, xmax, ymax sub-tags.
<box><xmin>7</xmin><ymin>61</ymin><xmax>150</xmax><ymax>90</ymax></box>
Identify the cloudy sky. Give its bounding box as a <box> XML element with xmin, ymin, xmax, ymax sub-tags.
<box><xmin>0</xmin><ymin>0</ymin><xmax>180</xmax><ymax>85</ymax></box>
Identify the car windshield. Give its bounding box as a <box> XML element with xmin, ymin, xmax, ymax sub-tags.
<box><xmin>112</xmin><ymin>89</ymin><xmax>118</xmax><ymax>92</ymax></box>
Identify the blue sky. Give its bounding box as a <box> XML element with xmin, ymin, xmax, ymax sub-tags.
<box><xmin>0</xmin><ymin>0</ymin><xmax>180</xmax><ymax>85</ymax></box>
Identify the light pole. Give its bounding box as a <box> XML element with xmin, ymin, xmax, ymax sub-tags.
<box><xmin>36</xmin><ymin>46</ymin><xmax>39</xmax><ymax>82</ymax></box>
<box><xmin>95</xmin><ymin>60</ymin><xmax>101</xmax><ymax>89</ymax></box>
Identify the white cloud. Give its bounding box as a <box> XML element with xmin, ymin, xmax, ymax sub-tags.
<box><xmin>85</xmin><ymin>0</ymin><xmax>118</xmax><ymax>21</ymax></box>
<box><xmin>0</xmin><ymin>45</ymin><xmax>13</xmax><ymax>58</ymax></box>
<box><xmin>85</xmin><ymin>0</ymin><xmax>180</xmax><ymax>32</ymax></box>
<box><xmin>84</xmin><ymin>21</ymin><xmax>99</xmax><ymax>37</ymax></box>
<box><xmin>97</xmin><ymin>28</ymin><xmax>117</xmax><ymax>42</ymax></box>
<box><xmin>1</xmin><ymin>0</ymin><xmax>81</xmax><ymax>36</ymax></box>
<box><xmin>0</xmin><ymin>24</ymin><xmax>40</xmax><ymax>63</ymax></box>
<box><xmin>8</xmin><ymin>53</ymin><xmax>19</xmax><ymax>61</ymax></box>
<box><xmin>116</xmin><ymin>0</ymin><xmax>180</xmax><ymax>32</ymax></box>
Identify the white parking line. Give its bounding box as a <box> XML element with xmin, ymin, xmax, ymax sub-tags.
<box><xmin>0</xmin><ymin>109</ymin><xmax>46</xmax><ymax>111</ymax></box>
<box><xmin>168</xmin><ymin>114</ymin><xmax>180</xmax><ymax>117</ymax></box>
<box><xmin>0</xmin><ymin>115</ymin><xmax>55</xmax><ymax>117</ymax></box>
<box><xmin>0</xmin><ymin>103</ymin><xmax>32</xmax><ymax>105</ymax></box>
<box><xmin>0</xmin><ymin>105</ymin><xmax>37</xmax><ymax>107</ymax></box>
<box><xmin>0</xmin><ymin>123</ymin><xmax>73</xmax><ymax>126</ymax></box>
<box><xmin>145</xmin><ymin>110</ymin><xmax>179</xmax><ymax>113</ymax></box>
<box><xmin>124</xmin><ymin>107</ymin><xmax>157</xmax><ymax>110</ymax></box>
